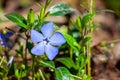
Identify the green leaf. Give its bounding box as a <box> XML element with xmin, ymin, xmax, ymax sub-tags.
<box><xmin>62</xmin><ymin>33</ymin><xmax>80</xmax><ymax>50</ymax></box>
<box><xmin>83</xmin><ymin>75</ymin><xmax>92</xmax><ymax>80</ymax></box>
<box><xmin>36</xmin><ymin>2</ymin><xmax>43</xmax><ymax>8</ymax></box>
<box><xmin>81</xmin><ymin>13</ymin><xmax>94</xmax><ymax>27</ymax></box>
<box><xmin>39</xmin><ymin>60</ymin><xmax>55</xmax><ymax>69</ymax></box>
<box><xmin>33</xmin><ymin>19</ymin><xmax>39</xmax><ymax>29</ymax></box>
<box><xmin>39</xmin><ymin>8</ymin><xmax>45</xmax><ymax>20</ymax></box>
<box><xmin>21</xmin><ymin>70</ymin><xmax>28</xmax><ymax>78</ymax></box>
<box><xmin>46</xmin><ymin>0</ymin><xmax>52</xmax><ymax>7</ymax></box>
<box><xmin>75</xmin><ymin>16</ymin><xmax>82</xmax><ymax>32</ymax></box>
<box><xmin>82</xmin><ymin>36</ymin><xmax>92</xmax><ymax>46</ymax></box>
<box><xmin>15</xmin><ymin>69</ymin><xmax>19</xmax><ymax>77</ymax></box>
<box><xmin>27</xmin><ymin>9</ymin><xmax>34</xmax><ymax>27</ymax></box>
<box><xmin>0</xmin><ymin>67</ymin><xmax>8</xmax><ymax>77</ymax></box>
<box><xmin>77</xmin><ymin>54</ymin><xmax>88</xmax><ymax>70</ymax></box>
<box><xmin>55</xmin><ymin>67</ymin><xmax>71</xmax><ymax>80</ymax></box>
<box><xmin>5</xmin><ymin>13</ymin><xmax>28</xmax><ymax>29</ymax></box>
<box><xmin>26</xmin><ymin>42</ymin><xmax>33</xmax><ymax>54</ymax></box>
<box><xmin>49</xmin><ymin>4</ymin><xmax>73</xmax><ymax>16</ymax></box>
<box><xmin>56</xmin><ymin>57</ymin><xmax>76</xmax><ymax>69</ymax></box>
<box><xmin>14</xmin><ymin>64</ymin><xmax>19</xmax><ymax>77</ymax></box>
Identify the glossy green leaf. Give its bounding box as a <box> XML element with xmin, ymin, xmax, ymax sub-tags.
<box><xmin>55</xmin><ymin>67</ymin><xmax>71</xmax><ymax>80</ymax></box>
<box><xmin>83</xmin><ymin>75</ymin><xmax>92</xmax><ymax>80</ymax></box>
<box><xmin>39</xmin><ymin>8</ymin><xmax>45</xmax><ymax>20</ymax></box>
<box><xmin>14</xmin><ymin>64</ymin><xmax>19</xmax><ymax>77</ymax></box>
<box><xmin>39</xmin><ymin>60</ymin><xmax>55</xmax><ymax>69</ymax></box>
<box><xmin>81</xmin><ymin>13</ymin><xmax>94</xmax><ymax>27</ymax></box>
<box><xmin>76</xmin><ymin>16</ymin><xmax>82</xmax><ymax>32</ymax></box>
<box><xmin>5</xmin><ymin>13</ymin><xmax>28</xmax><ymax>29</ymax></box>
<box><xmin>56</xmin><ymin>57</ymin><xmax>76</xmax><ymax>69</ymax></box>
<box><xmin>27</xmin><ymin>9</ymin><xmax>34</xmax><ymax>27</ymax></box>
<box><xmin>15</xmin><ymin>69</ymin><xmax>19</xmax><ymax>78</ymax></box>
<box><xmin>62</xmin><ymin>33</ymin><xmax>80</xmax><ymax>50</ymax></box>
<box><xmin>46</xmin><ymin>0</ymin><xmax>52</xmax><ymax>7</ymax></box>
<box><xmin>36</xmin><ymin>2</ymin><xmax>43</xmax><ymax>8</ymax></box>
<box><xmin>26</xmin><ymin>42</ymin><xmax>33</xmax><ymax>54</ymax></box>
<box><xmin>77</xmin><ymin>54</ymin><xmax>88</xmax><ymax>70</ymax></box>
<box><xmin>21</xmin><ymin>70</ymin><xmax>28</xmax><ymax>78</ymax></box>
<box><xmin>82</xmin><ymin>36</ymin><xmax>92</xmax><ymax>46</ymax></box>
<box><xmin>0</xmin><ymin>67</ymin><xmax>8</xmax><ymax>77</ymax></box>
<box><xmin>33</xmin><ymin>20</ymin><xmax>39</xmax><ymax>29</ymax></box>
<box><xmin>49</xmin><ymin>4</ymin><xmax>73</xmax><ymax>16</ymax></box>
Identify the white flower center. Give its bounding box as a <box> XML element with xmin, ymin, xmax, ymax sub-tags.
<box><xmin>43</xmin><ymin>38</ymin><xmax>49</xmax><ymax>45</ymax></box>
<box><xmin>43</xmin><ymin>40</ymin><xmax>47</xmax><ymax>44</ymax></box>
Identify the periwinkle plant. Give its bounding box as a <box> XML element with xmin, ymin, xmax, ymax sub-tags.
<box><xmin>31</xmin><ymin>22</ymin><xmax>66</xmax><ymax>60</ymax></box>
<box><xmin>0</xmin><ymin>0</ymin><xmax>94</xmax><ymax>79</ymax></box>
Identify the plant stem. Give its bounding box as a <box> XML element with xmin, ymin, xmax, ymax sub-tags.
<box><xmin>90</xmin><ymin>0</ymin><xmax>94</xmax><ymax>14</ymax></box>
<box><xmin>4</xmin><ymin>47</ymin><xmax>9</xmax><ymax>61</ymax></box>
<box><xmin>39</xmin><ymin>69</ymin><xmax>46</xmax><ymax>80</ymax></box>
<box><xmin>70</xmin><ymin>74</ymin><xmax>82</xmax><ymax>79</ymax></box>
<box><xmin>24</xmin><ymin>31</ymin><xmax>29</xmax><ymax>67</ymax></box>
<box><xmin>0</xmin><ymin>56</ymin><xmax>4</xmax><ymax>66</ymax></box>
<box><xmin>0</xmin><ymin>0</ymin><xmax>3</xmax><ymax>13</ymax></box>
<box><xmin>70</xmin><ymin>47</ymin><xmax>73</xmax><ymax>59</ymax></box>
<box><xmin>87</xmin><ymin>0</ymin><xmax>94</xmax><ymax>76</ymax></box>
<box><xmin>32</xmin><ymin>56</ymin><xmax>35</xmax><ymax>79</ymax></box>
<box><xmin>87</xmin><ymin>41</ymin><xmax>91</xmax><ymax>76</ymax></box>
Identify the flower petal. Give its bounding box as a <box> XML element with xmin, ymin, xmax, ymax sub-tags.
<box><xmin>5</xmin><ymin>32</ymin><xmax>13</xmax><ymax>38</ymax></box>
<box><xmin>0</xmin><ymin>41</ymin><xmax>5</xmax><ymax>46</ymax></box>
<box><xmin>50</xmin><ymin>32</ymin><xmax>66</xmax><ymax>46</ymax></box>
<box><xmin>4</xmin><ymin>42</ymin><xmax>12</xmax><ymax>48</ymax></box>
<box><xmin>0</xmin><ymin>34</ymin><xmax>2</xmax><ymax>40</ymax></box>
<box><xmin>31</xmin><ymin>30</ymin><xmax>44</xmax><ymax>43</ymax></box>
<box><xmin>41</xmin><ymin>22</ymin><xmax>54</xmax><ymax>38</ymax></box>
<box><xmin>0</xmin><ymin>32</ymin><xmax>12</xmax><ymax>48</ymax></box>
<box><xmin>31</xmin><ymin>42</ymin><xmax>45</xmax><ymax>56</ymax></box>
<box><xmin>45</xmin><ymin>44</ymin><xmax>58</xmax><ymax>60</ymax></box>
<box><xmin>0</xmin><ymin>33</ymin><xmax>5</xmax><ymax>41</ymax></box>
<box><xmin>7</xmin><ymin>56</ymin><xmax>14</xmax><ymax>67</ymax></box>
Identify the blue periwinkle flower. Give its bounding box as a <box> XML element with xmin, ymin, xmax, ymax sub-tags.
<box><xmin>0</xmin><ymin>31</ymin><xmax>13</xmax><ymax>48</ymax></box>
<box><xmin>31</xmin><ymin>22</ymin><xmax>66</xmax><ymax>60</ymax></box>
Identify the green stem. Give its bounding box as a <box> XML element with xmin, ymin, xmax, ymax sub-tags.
<box><xmin>90</xmin><ymin>0</ymin><xmax>94</xmax><ymax>14</ymax></box>
<box><xmin>0</xmin><ymin>0</ymin><xmax>3</xmax><ymax>13</ymax></box>
<box><xmin>70</xmin><ymin>74</ymin><xmax>82</xmax><ymax>80</ymax></box>
<box><xmin>32</xmin><ymin>56</ymin><xmax>35</xmax><ymax>79</ymax></box>
<box><xmin>87</xmin><ymin>0</ymin><xmax>94</xmax><ymax>76</ymax></box>
<box><xmin>24</xmin><ymin>31</ymin><xmax>29</xmax><ymax>67</ymax></box>
<box><xmin>0</xmin><ymin>56</ymin><xmax>4</xmax><ymax>66</ymax></box>
<box><xmin>4</xmin><ymin>47</ymin><xmax>9</xmax><ymax>61</ymax></box>
<box><xmin>39</xmin><ymin>69</ymin><xmax>46</xmax><ymax>80</ymax></box>
<box><xmin>87</xmin><ymin>41</ymin><xmax>91</xmax><ymax>76</ymax></box>
<box><xmin>18</xmin><ymin>77</ymin><xmax>20</xmax><ymax>80</ymax></box>
<box><xmin>70</xmin><ymin>48</ymin><xmax>73</xmax><ymax>59</ymax></box>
